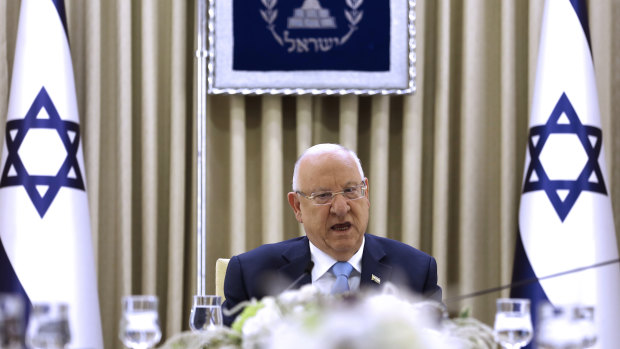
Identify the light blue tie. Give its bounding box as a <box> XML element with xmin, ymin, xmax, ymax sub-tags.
<box><xmin>330</xmin><ymin>261</ymin><xmax>353</xmax><ymax>294</ymax></box>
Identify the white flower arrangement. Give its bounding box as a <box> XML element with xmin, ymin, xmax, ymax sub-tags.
<box><xmin>158</xmin><ymin>284</ymin><xmax>494</xmax><ymax>349</ymax></box>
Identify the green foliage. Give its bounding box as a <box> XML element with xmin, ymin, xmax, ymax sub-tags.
<box><xmin>458</xmin><ymin>307</ymin><xmax>471</xmax><ymax>318</ymax></box>
<box><xmin>231</xmin><ymin>302</ymin><xmax>265</xmax><ymax>333</ymax></box>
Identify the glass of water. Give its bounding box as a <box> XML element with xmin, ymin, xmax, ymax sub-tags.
<box><xmin>494</xmin><ymin>298</ymin><xmax>533</xmax><ymax>349</ymax></box>
<box><xmin>26</xmin><ymin>302</ymin><xmax>71</xmax><ymax>349</ymax></box>
<box><xmin>536</xmin><ymin>303</ymin><xmax>597</xmax><ymax>349</ymax></box>
<box><xmin>189</xmin><ymin>295</ymin><xmax>222</xmax><ymax>331</ymax></box>
<box><xmin>119</xmin><ymin>295</ymin><xmax>161</xmax><ymax>349</ymax></box>
<box><xmin>0</xmin><ymin>294</ymin><xmax>25</xmax><ymax>349</ymax></box>
<box><xmin>576</xmin><ymin>306</ymin><xmax>597</xmax><ymax>348</ymax></box>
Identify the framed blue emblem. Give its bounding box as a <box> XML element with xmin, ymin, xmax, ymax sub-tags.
<box><xmin>207</xmin><ymin>0</ymin><xmax>416</xmax><ymax>95</ymax></box>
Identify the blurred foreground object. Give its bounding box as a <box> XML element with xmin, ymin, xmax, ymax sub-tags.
<box><xmin>159</xmin><ymin>284</ymin><xmax>493</xmax><ymax>349</ymax></box>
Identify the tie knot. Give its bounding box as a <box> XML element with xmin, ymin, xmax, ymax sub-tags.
<box><xmin>331</xmin><ymin>261</ymin><xmax>353</xmax><ymax>278</ymax></box>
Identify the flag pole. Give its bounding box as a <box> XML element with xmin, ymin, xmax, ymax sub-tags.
<box><xmin>196</xmin><ymin>0</ymin><xmax>208</xmax><ymax>297</ymax></box>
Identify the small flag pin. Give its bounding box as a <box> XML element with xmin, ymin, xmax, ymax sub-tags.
<box><xmin>371</xmin><ymin>274</ymin><xmax>381</xmax><ymax>284</ymax></box>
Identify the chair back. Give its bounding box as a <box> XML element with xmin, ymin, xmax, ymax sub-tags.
<box><xmin>215</xmin><ymin>258</ymin><xmax>230</xmax><ymax>301</ymax></box>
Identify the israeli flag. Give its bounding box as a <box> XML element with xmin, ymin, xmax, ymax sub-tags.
<box><xmin>511</xmin><ymin>0</ymin><xmax>620</xmax><ymax>348</ymax></box>
<box><xmin>0</xmin><ymin>0</ymin><xmax>103</xmax><ymax>347</ymax></box>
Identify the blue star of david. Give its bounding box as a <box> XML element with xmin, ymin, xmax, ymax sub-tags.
<box><xmin>0</xmin><ymin>87</ymin><xmax>85</xmax><ymax>218</ymax></box>
<box><xmin>523</xmin><ymin>92</ymin><xmax>607</xmax><ymax>222</ymax></box>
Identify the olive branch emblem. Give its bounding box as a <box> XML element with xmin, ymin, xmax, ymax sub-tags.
<box><xmin>260</xmin><ymin>0</ymin><xmax>283</xmax><ymax>45</ymax></box>
<box><xmin>342</xmin><ymin>0</ymin><xmax>364</xmax><ymax>43</ymax></box>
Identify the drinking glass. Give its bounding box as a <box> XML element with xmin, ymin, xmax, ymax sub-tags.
<box><xmin>25</xmin><ymin>302</ymin><xmax>71</xmax><ymax>349</ymax></box>
<box><xmin>0</xmin><ymin>294</ymin><xmax>25</xmax><ymax>349</ymax></box>
<box><xmin>576</xmin><ymin>306</ymin><xmax>596</xmax><ymax>348</ymax></box>
<box><xmin>536</xmin><ymin>303</ymin><xmax>596</xmax><ymax>349</ymax></box>
<box><xmin>119</xmin><ymin>295</ymin><xmax>161</xmax><ymax>349</ymax></box>
<box><xmin>494</xmin><ymin>298</ymin><xmax>533</xmax><ymax>349</ymax></box>
<box><xmin>189</xmin><ymin>295</ymin><xmax>222</xmax><ymax>331</ymax></box>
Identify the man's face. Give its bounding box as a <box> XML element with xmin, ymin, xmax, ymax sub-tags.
<box><xmin>287</xmin><ymin>150</ymin><xmax>369</xmax><ymax>261</ymax></box>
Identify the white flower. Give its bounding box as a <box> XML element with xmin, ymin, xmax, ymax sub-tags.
<box><xmin>232</xmin><ymin>283</ymin><xmax>494</xmax><ymax>349</ymax></box>
<box><xmin>241</xmin><ymin>297</ymin><xmax>282</xmax><ymax>349</ymax></box>
<box><xmin>254</xmin><ymin>288</ymin><xmax>452</xmax><ymax>349</ymax></box>
<box><xmin>277</xmin><ymin>284</ymin><xmax>321</xmax><ymax>305</ymax></box>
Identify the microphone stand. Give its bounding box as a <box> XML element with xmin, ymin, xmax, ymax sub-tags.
<box><xmin>285</xmin><ymin>261</ymin><xmax>315</xmax><ymax>291</ymax></box>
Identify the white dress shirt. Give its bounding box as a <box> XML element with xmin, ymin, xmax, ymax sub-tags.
<box><xmin>309</xmin><ymin>236</ymin><xmax>365</xmax><ymax>294</ymax></box>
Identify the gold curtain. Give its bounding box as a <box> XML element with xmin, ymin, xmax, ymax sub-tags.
<box><xmin>1</xmin><ymin>0</ymin><xmax>620</xmax><ymax>347</ymax></box>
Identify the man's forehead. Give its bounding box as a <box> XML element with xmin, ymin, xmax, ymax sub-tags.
<box><xmin>299</xmin><ymin>149</ymin><xmax>355</xmax><ymax>170</ymax></box>
<box><xmin>298</xmin><ymin>151</ymin><xmax>361</xmax><ymax>188</ymax></box>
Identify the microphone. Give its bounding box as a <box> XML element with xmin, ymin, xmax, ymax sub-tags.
<box><xmin>284</xmin><ymin>261</ymin><xmax>314</xmax><ymax>291</ymax></box>
<box><xmin>445</xmin><ymin>258</ymin><xmax>620</xmax><ymax>303</ymax></box>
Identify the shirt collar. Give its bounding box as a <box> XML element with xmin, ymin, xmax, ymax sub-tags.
<box><xmin>309</xmin><ymin>236</ymin><xmax>365</xmax><ymax>282</ymax></box>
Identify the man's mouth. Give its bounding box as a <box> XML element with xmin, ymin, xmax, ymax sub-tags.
<box><xmin>331</xmin><ymin>222</ymin><xmax>351</xmax><ymax>231</ymax></box>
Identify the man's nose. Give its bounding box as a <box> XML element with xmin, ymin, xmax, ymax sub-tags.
<box><xmin>330</xmin><ymin>194</ymin><xmax>350</xmax><ymax>216</ymax></box>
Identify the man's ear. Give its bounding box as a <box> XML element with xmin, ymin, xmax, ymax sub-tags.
<box><xmin>287</xmin><ymin>192</ymin><xmax>303</xmax><ymax>223</ymax></box>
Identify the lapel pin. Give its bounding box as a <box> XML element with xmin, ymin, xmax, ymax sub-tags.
<box><xmin>371</xmin><ymin>274</ymin><xmax>381</xmax><ymax>284</ymax></box>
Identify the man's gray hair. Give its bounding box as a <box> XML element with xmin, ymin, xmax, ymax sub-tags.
<box><xmin>291</xmin><ymin>143</ymin><xmax>365</xmax><ymax>191</ymax></box>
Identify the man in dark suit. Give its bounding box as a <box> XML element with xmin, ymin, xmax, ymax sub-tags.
<box><xmin>222</xmin><ymin>143</ymin><xmax>441</xmax><ymax>326</ymax></box>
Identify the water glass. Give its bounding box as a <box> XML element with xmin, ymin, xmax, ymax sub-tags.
<box><xmin>119</xmin><ymin>295</ymin><xmax>162</xmax><ymax>349</ymax></box>
<box><xmin>25</xmin><ymin>302</ymin><xmax>71</xmax><ymax>349</ymax></box>
<box><xmin>536</xmin><ymin>303</ymin><xmax>596</xmax><ymax>349</ymax></box>
<box><xmin>576</xmin><ymin>306</ymin><xmax>596</xmax><ymax>348</ymax></box>
<box><xmin>0</xmin><ymin>294</ymin><xmax>25</xmax><ymax>349</ymax></box>
<box><xmin>189</xmin><ymin>295</ymin><xmax>222</xmax><ymax>331</ymax></box>
<box><xmin>494</xmin><ymin>298</ymin><xmax>533</xmax><ymax>349</ymax></box>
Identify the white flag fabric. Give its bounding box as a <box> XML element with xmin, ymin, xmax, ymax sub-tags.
<box><xmin>511</xmin><ymin>0</ymin><xmax>620</xmax><ymax>348</ymax></box>
<box><xmin>0</xmin><ymin>0</ymin><xmax>103</xmax><ymax>348</ymax></box>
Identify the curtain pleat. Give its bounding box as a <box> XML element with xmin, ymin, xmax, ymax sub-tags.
<box><xmin>295</xmin><ymin>95</ymin><xmax>313</xmax><ymax>154</ymax></box>
<box><xmin>68</xmin><ymin>0</ymin><xmax>103</xmax><ymax>264</ymax></box>
<box><xmin>589</xmin><ymin>1</ymin><xmax>616</xmax><ymax>186</ymax></box>
<box><xmin>139</xmin><ymin>0</ymin><xmax>159</xmax><ymax>294</ymax></box>
<box><xmin>368</xmin><ymin>96</ymin><xmax>390</xmax><ymax>238</ymax></box>
<box><xmin>401</xmin><ymin>95</ymin><xmax>423</xmax><ymax>250</ymax></box>
<box><xmin>339</xmin><ymin>95</ymin><xmax>358</xmax><ymax>151</ymax></box>
<box><xmin>499</xmin><ymin>0</ymin><xmax>528</xmax><ymax>291</ymax></box>
<box><xmin>165</xmin><ymin>0</ymin><xmax>189</xmax><ymax>336</ymax></box>
<box><xmin>430</xmin><ymin>0</ymin><xmax>457</xmax><ymax>297</ymax></box>
<box><xmin>261</xmin><ymin>95</ymin><xmax>284</xmax><ymax>244</ymax></box>
<box><xmin>295</xmin><ymin>95</ymin><xmax>312</xmax><ymax>236</ymax></box>
<box><xmin>310</xmin><ymin>97</ymin><xmax>322</xmax><ymax>143</ymax></box>
<box><xmin>116</xmin><ymin>0</ymin><xmax>134</xmax><ymax>315</ymax></box>
<box><xmin>230</xmin><ymin>95</ymin><xmax>246</xmax><ymax>255</ymax></box>
<box><xmin>458</xmin><ymin>0</ymin><xmax>500</xmax><ymax>320</ymax></box>
<box><xmin>1</xmin><ymin>0</ymin><xmax>620</xmax><ymax>347</ymax></box>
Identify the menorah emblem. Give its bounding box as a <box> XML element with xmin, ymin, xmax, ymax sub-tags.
<box><xmin>287</xmin><ymin>0</ymin><xmax>336</xmax><ymax>29</ymax></box>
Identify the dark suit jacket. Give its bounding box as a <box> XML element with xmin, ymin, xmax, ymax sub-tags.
<box><xmin>222</xmin><ymin>233</ymin><xmax>442</xmax><ymax>326</ymax></box>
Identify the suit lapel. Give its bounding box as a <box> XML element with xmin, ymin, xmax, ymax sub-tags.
<box><xmin>278</xmin><ymin>236</ymin><xmax>312</xmax><ymax>290</ymax></box>
<box><xmin>360</xmin><ymin>234</ymin><xmax>392</xmax><ymax>290</ymax></box>
<box><xmin>274</xmin><ymin>235</ymin><xmax>391</xmax><ymax>292</ymax></box>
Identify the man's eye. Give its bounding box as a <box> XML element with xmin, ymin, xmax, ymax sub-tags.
<box><xmin>315</xmin><ymin>192</ymin><xmax>332</xmax><ymax>199</ymax></box>
<box><xmin>343</xmin><ymin>187</ymin><xmax>356</xmax><ymax>193</ymax></box>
